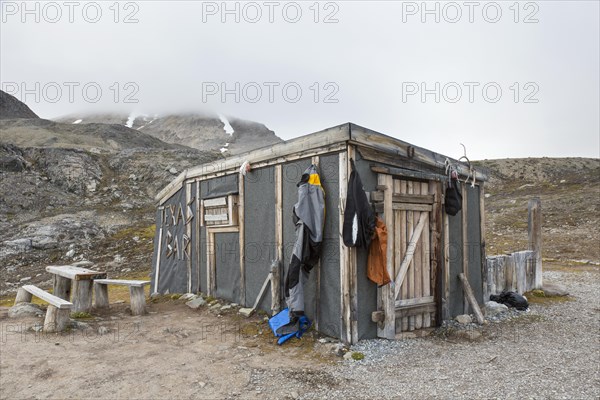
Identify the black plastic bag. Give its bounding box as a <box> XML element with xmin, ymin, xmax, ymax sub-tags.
<box><xmin>490</xmin><ymin>290</ymin><xmax>529</xmax><ymax>311</ymax></box>
<box><xmin>444</xmin><ymin>176</ymin><xmax>462</xmax><ymax>216</ymax></box>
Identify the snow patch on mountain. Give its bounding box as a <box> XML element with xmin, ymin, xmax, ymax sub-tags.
<box><xmin>218</xmin><ymin>114</ymin><xmax>234</xmax><ymax>135</ymax></box>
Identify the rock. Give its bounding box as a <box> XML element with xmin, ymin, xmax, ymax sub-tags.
<box><xmin>457</xmin><ymin>329</ymin><xmax>482</xmax><ymax>340</ymax></box>
<box><xmin>485</xmin><ymin>301</ymin><xmax>509</xmax><ymax>317</ymax></box>
<box><xmin>333</xmin><ymin>343</ymin><xmax>346</xmax><ymax>357</ymax></box>
<box><xmin>98</xmin><ymin>326</ymin><xmax>110</xmax><ymax>335</ymax></box>
<box><xmin>129</xmin><ymin>174</ymin><xmax>137</xmax><ymax>180</ymax></box>
<box><xmin>19</xmin><ymin>276</ymin><xmax>31</xmax><ymax>282</ymax></box>
<box><xmin>343</xmin><ymin>351</ymin><xmax>353</xmax><ymax>360</ymax></box>
<box><xmin>239</xmin><ymin>307</ymin><xmax>254</xmax><ymax>317</ymax></box>
<box><xmin>169</xmin><ymin>167</ymin><xmax>178</xmax><ymax>175</ymax></box>
<box><xmin>199</xmin><ymin>382</ymin><xmax>207</xmax><ymax>388</ymax></box>
<box><xmin>220</xmin><ymin>304</ymin><xmax>232</xmax><ymax>311</ymax></box>
<box><xmin>71</xmin><ymin>320</ymin><xmax>90</xmax><ymax>330</ymax></box>
<box><xmin>542</xmin><ymin>283</ymin><xmax>569</xmax><ymax>297</ymax></box>
<box><xmin>185</xmin><ymin>297</ymin><xmax>206</xmax><ymax>309</ymax></box>
<box><xmin>9</xmin><ymin>303</ymin><xmax>44</xmax><ymax>318</ymax></box>
<box><xmin>291</xmin><ymin>391</ymin><xmax>299</xmax><ymax>399</ymax></box>
<box><xmin>180</xmin><ymin>293</ymin><xmax>197</xmax><ymax>301</ymax></box>
<box><xmin>455</xmin><ymin>314</ymin><xmax>472</xmax><ymax>324</ymax></box>
<box><xmin>71</xmin><ymin>260</ymin><xmax>94</xmax><ymax>267</ymax></box>
<box><xmin>66</xmin><ymin>249</ymin><xmax>75</xmax><ymax>258</ymax></box>
<box><xmin>32</xmin><ymin>324</ymin><xmax>43</xmax><ymax>332</ymax></box>
<box><xmin>86</xmin><ymin>180</ymin><xmax>97</xmax><ymax>192</ymax></box>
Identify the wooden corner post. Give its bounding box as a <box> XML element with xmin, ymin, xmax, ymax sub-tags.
<box><xmin>377</xmin><ymin>173</ymin><xmax>396</xmax><ymax>340</ymax></box>
<box><xmin>528</xmin><ymin>197</ymin><xmax>542</xmax><ymax>289</ymax></box>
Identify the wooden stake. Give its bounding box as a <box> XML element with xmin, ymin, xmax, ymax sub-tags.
<box><xmin>15</xmin><ymin>287</ymin><xmax>32</xmax><ymax>304</ymax></box>
<box><xmin>94</xmin><ymin>282</ymin><xmax>109</xmax><ymax>308</ymax></box>
<box><xmin>458</xmin><ymin>273</ymin><xmax>484</xmax><ymax>324</ymax></box>
<box><xmin>53</xmin><ymin>275</ymin><xmax>71</xmax><ymax>301</ymax></box>
<box><xmin>271</xmin><ymin>260</ymin><xmax>281</xmax><ymax>315</ymax></box>
<box><xmin>44</xmin><ymin>305</ymin><xmax>70</xmax><ymax>333</ymax></box>
<box><xmin>72</xmin><ymin>280</ymin><xmax>93</xmax><ymax>313</ymax></box>
<box><xmin>528</xmin><ymin>197</ymin><xmax>542</xmax><ymax>289</ymax></box>
<box><xmin>129</xmin><ymin>286</ymin><xmax>147</xmax><ymax>315</ymax></box>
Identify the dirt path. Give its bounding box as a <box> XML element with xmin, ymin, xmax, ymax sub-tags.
<box><xmin>1</xmin><ymin>265</ymin><xmax>598</xmax><ymax>399</ymax></box>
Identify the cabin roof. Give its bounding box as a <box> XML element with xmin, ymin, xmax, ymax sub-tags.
<box><xmin>156</xmin><ymin>123</ymin><xmax>488</xmax><ymax>204</ymax></box>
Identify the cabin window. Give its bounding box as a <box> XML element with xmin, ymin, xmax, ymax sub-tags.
<box><xmin>202</xmin><ymin>195</ymin><xmax>239</xmax><ymax>226</ymax></box>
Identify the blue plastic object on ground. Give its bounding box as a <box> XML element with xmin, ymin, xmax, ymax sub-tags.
<box><xmin>268</xmin><ymin>308</ymin><xmax>311</xmax><ymax>345</ymax></box>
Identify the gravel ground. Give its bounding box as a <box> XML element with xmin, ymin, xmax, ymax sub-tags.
<box><xmin>251</xmin><ymin>267</ymin><xmax>599</xmax><ymax>399</ymax></box>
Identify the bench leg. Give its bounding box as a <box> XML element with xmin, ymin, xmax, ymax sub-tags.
<box><xmin>44</xmin><ymin>305</ymin><xmax>70</xmax><ymax>332</ymax></box>
<box><xmin>94</xmin><ymin>283</ymin><xmax>109</xmax><ymax>309</ymax></box>
<box><xmin>72</xmin><ymin>280</ymin><xmax>93</xmax><ymax>313</ymax></box>
<box><xmin>15</xmin><ymin>287</ymin><xmax>33</xmax><ymax>304</ymax></box>
<box><xmin>54</xmin><ymin>276</ymin><xmax>72</xmax><ymax>301</ymax></box>
<box><xmin>129</xmin><ymin>286</ymin><xmax>147</xmax><ymax>316</ymax></box>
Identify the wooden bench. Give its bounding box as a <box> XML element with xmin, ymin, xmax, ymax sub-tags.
<box><xmin>93</xmin><ymin>279</ymin><xmax>151</xmax><ymax>315</ymax></box>
<box><xmin>15</xmin><ymin>285</ymin><xmax>73</xmax><ymax>332</ymax></box>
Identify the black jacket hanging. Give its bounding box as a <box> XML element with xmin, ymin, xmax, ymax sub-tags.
<box><xmin>343</xmin><ymin>159</ymin><xmax>376</xmax><ymax>248</ymax></box>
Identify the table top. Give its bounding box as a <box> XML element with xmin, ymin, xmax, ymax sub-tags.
<box><xmin>46</xmin><ymin>265</ymin><xmax>107</xmax><ymax>280</ymax></box>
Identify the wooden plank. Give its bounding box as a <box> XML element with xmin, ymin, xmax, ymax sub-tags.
<box><xmin>462</xmin><ymin>181</ymin><xmax>469</xmax><ymax>314</ymax></box>
<box><xmin>443</xmin><ymin>212</ymin><xmax>450</xmax><ymax>321</ymax></box>
<box><xmin>393</xmin><ymin>212</ymin><xmax>427</xmax><ymax>299</ymax></box>
<box><xmin>392</xmin><ymin>203</ymin><xmax>433</xmax><ymax>212</ymax></box>
<box><xmin>204</xmin><ymin>214</ymin><xmax>229</xmax><ymax>222</ymax></box>
<box><xmin>93</xmin><ymin>279</ymin><xmax>151</xmax><ymax>287</ymax></box>
<box><xmin>399</xmin><ymin>180</ymin><xmax>408</xmax><ymax>332</ymax></box>
<box><xmin>46</xmin><ymin>265</ymin><xmax>106</xmax><ymax>280</ymax></box>
<box><xmin>376</xmin><ymin>173</ymin><xmax>395</xmax><ymax>340</ymax></box>
<box><xmin>186</xmin><ymin>182</ymin><xmax>193</xmax><ymax>293</ymax></box>
<box><xmin>413</xmin><ymin>183</ymin><xmax>423</xmax><ymax>330</ymax></box>
<box><xmin>395</xmin><ymin>296</ymin><xmax>435</xmax><ymax>307</ymax></box>
<box><xmin>274</xmin><ymin>165</ymin><xmax>283</xmax><ymax>312</ymax></box>
<box><xmin>253</xmin><ymin>272</ymin><xmax>273</xmax><ymax>311</ymax></box>
<box><xmin>196</xmin><ymin>179</ymin><xmax>201</xmax><ymax>292</ymax></box>
<box><xmin>369</xmin><ymin>164</ymin><xmax>448</xmax><ymax>183</ymax></box>
<box><xmin>395</xmin><ymin>303</ymin><xmax>436</xmax><ymax>319</ymax></box>
<box><xmin>429</xmin><ymin>180</ymin><xmax>442</xmax><ymax>328</ymax></box>
<box><xmin>421</xmin><ymin>181</ymin><xmax>431</xmax><ymax>328</ymax></box>
<box><xmin>406</xmin><ymin>181</ymin><xmax>415</xmax><ymax>331</ymax></box>
<box><xmin>21</xmin><ymin>285</ymin><xmax>72</xmax><ymax>309</ymax></box>
<box><xmin>239</xmin><ymin>174</ymin><xmax>246</xmax><ymax>305</ymax></box>
<box><xmin>458</xmin><ymin>273</ymin><xmax>485</xmax><ymax>324</ymax></box>
<box><xmin>203</xmin><ymin>197</ymin><xmax>227</xmax><ymax>207</ymax></box>
<box><xmin>156</xmin><ymin>125</ymin><xmax>350</xmax><ymax>203</ymax></box>
<box><xmin>339</xmin><ymin>151</ymin><xmax>351</xmax><ymax>344</ymax></box>
<box><xmin>371</xmin><ymin>191</ymin><xmax>434</xmax><ymax>204</ymax></box>
<box><xmin>528</xmin><ymin>198</ymin><xmax>543</xmax><ymax>289</ymax></box>
<box><xmin>270</xmin><ymin>260</ymin><xmax>281</xmax><ymax>315</ymax></box>
<box><xmin>312</xmin><ymin>155</ymin><xmax>321</xmax><ymax>331</ymax></box>
<box><xmin>154</xmin><ymin>226</ymin><xmax>163</xmax><ymax>293</ymax></box>
<box><xmin>479</xmin><ymin>184</ymin><xmax>487</xmax><ymax>303</ymax></box>
<box><xmin>346</xmin><ymin>147</ymin><xmax>358</xmax><ymax>344</ymax></box>
<box><xmin>207</xmin><ymin>231</ymin><xmax>215</xmax><ymax>296</ymax></box>
<box><xmin>350</xmin><ymin>125</ymin><xmax>488</xmax><ymax>181</ymax></box>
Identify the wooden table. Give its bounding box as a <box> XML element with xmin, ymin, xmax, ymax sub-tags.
<box><xmin>46</xmin><ymin>265</ymin><xmax>107</xmax><ymax>313</ymax></box>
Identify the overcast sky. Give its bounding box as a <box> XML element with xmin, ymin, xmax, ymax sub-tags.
<box><xmin>1</xmin><ymin>0</ymin><xmax>598</xmax><ymax>159</ymax></box>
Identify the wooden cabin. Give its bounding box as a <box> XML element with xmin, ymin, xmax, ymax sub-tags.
<box><xmin>151</xmin><ymin>123</ymin><xmax>489</xmax><ymax>344</ymax></box>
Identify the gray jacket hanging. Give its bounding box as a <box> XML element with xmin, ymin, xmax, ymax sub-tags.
<box><xmin>284</xmin><ymin>164</ymin><xmax>325</xmax><ymax>316</ymax></box>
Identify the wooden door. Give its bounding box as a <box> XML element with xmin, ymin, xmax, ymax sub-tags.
<box><xmin>373</xmin><ymin>175</ymin><xmax>442</xmax><ymax>338</ymax></box>
<box><xmin>391</xmin><ymin>179</ymin><xmax>437</xmax><ymax>332</ymax></box>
